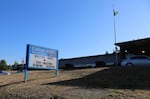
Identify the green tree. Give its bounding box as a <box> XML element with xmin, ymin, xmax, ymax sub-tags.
<box><xmin>0</xmin><ymin>59</ymin><xmax>8</xmax><ymax>70</ymax></box>
<box><xmin>14</xmin><ymin>61</ymin><xmax>19</xmax><ymax>66</ymax></box>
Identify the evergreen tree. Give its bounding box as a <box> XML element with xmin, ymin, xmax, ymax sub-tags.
<box><xmin>14</xmin><ymin>61</ymin><xmax>19</xmax><ymax>66</ymax></box>
<box><xmin>0</xmin><ymin>59</ymin><xmax>8</xmax><ymax>70</ymax></box>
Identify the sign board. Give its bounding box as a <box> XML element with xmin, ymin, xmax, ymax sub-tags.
<box><xmin>26</xmin><ymin>44</ymin><xmax>58</xmax><ymax>70</ymax></box>
<box><xmin>24</xmin><ymin>44</ymin><xmax>58</xmax><ymax>82</ymax></box>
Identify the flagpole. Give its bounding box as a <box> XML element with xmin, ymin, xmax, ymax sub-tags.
<box><xmin>113</xmin><ymin>1</ymin><xmax>118</xmax><ymax>65</ymax></box>
<box><xmin>113</xmin><ymin>9</ymin><xmax>117</xmax><ymax>44</ymax></box>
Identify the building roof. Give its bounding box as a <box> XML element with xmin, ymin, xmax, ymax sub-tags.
<box><xmin>115</xmin><ymin>38</ymin><xmax>150</xmax><ymax>48</ymax></box>
<box><xmin>59</xmin><ymin>53</ymin><xmax>114</xmax><ymax>61</ymax></box>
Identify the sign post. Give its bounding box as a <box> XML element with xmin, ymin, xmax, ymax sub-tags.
<box><xmin>24</xmin><ymin>69</ymin><xmax>28</xmax><ymax>82</ymax></box>
<box><xmin>24</xmin><ymin>44</ymin><xmax>58</xmax><ymax>82</ymax></box>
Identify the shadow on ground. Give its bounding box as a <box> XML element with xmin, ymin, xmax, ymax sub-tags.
<box><xmin>45</xmin><ymin>67</ymin><xmax>150</xmax><ymax>90</ymax></box>
<box><xmin>0</xmin><ymin>81</ymin><xmax>24</xmax><ymax>88</ymax></box>
<box><xmin>0</xmin><ymin>76</ymin><xmax>56</xmax><ymax>88</ymax></box>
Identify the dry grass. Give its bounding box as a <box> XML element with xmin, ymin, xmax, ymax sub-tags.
<box><xmin>0</xmin><ymin>67</ymin><xmax>150</xmax><ymax>99</ymax></box>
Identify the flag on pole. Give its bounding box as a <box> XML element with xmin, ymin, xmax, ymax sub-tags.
<box><xmin>113</xmin><ymin>9</ymin><xmax>118</xmax><ymax>16</ymax></box>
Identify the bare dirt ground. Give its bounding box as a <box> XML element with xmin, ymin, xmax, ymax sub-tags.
<box><xmin>0</xmin><ymin>67</ymin><xmax>150</xmax><ymax>99</ymax></box>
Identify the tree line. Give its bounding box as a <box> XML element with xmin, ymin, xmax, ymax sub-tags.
<box><xmin>0</xmin><ymin>59</ymin><xmax>25</xmax><ymax>71</ymax></box>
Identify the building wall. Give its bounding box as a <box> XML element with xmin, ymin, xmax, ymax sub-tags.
<box><xmin>59</xmin><ymin>54</ymin><xmax>116</xmax><ymax>68</ymax></box>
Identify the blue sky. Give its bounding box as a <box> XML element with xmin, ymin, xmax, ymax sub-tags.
<box><xmin>0</xmin><ymin>0</ymin><xmax>150</xmax><ymax>65</ymax></box>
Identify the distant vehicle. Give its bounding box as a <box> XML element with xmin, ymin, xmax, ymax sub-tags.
<box><xmin>121</xmin><ymin>55</ymin><xmax>150</xmax><ymax>66</ymax></box>
<box><xmin>0</xmin><ymin>71</ymin><xmax>11</xmax><ymax>75</ymax></box>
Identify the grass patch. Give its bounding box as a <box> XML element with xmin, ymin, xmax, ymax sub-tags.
<box><xmin>1</xmin><ymin>67</ymin><xmax>150</xmax><ymax>98</ymax></box>
<box><xmin>48</xmin><ymin>67</ymin><xmax>150</xmax><ymax>89</ymax></box>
